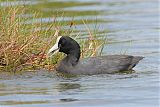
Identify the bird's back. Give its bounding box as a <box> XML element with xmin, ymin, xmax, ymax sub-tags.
<box><xmin>66</xmin><ymin>55</ymin><xmax>143</xmax><ymax>75</ymax></box>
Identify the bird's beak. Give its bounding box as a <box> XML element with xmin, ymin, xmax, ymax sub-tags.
<box><xmin>47</xmin><ymin>36</ymin><xmax>62</xmax><ymax>57</ymax></box>
<box><xmin>47</xmin><ymin>43</ymin><xmax>59</xmax><ymax>57</ymax></box>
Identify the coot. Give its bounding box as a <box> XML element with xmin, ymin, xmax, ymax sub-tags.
<box><xmin>47</xmin><ymin>36</ymin><xmax>143</xmax><ymax>75</ymax></box>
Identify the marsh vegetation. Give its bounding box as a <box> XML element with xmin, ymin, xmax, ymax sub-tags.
<box><xmin>0</xmin><ymin>6</ymin><xmax>105</xmax><ymax>72</ymax></box>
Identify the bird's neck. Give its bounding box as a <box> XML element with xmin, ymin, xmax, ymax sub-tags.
<box><xmin>66</xmin><ymin>49</ymin><xmax>81</xmax><ymax>66</ymax></box>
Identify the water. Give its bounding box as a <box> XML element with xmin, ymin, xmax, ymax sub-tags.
<box><xmin>0</xmin><ymin>0</ymin><xmax>159</xmax><ymax>107</ymax></box>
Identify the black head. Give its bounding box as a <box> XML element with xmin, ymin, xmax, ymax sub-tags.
<box><xmin>59</xmin><ymin>36</ymin><xmax>80</xmax><ymax>54</ymax></box>
<box><xmin>47</xmin><ymin>36</ymin><xmax>81</xmax><ymax>60</ymax></box>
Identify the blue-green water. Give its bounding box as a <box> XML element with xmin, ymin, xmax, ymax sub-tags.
<box><xmin>0</xmin><ymin>0</ymin><xmax>159</xmax><ymax>107</ymax></box>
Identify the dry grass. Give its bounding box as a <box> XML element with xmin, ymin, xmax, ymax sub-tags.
<box><xmin>0</xmin><ymin>6</ymin><xmax>105</xmax><ymax>72</ymax></box>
